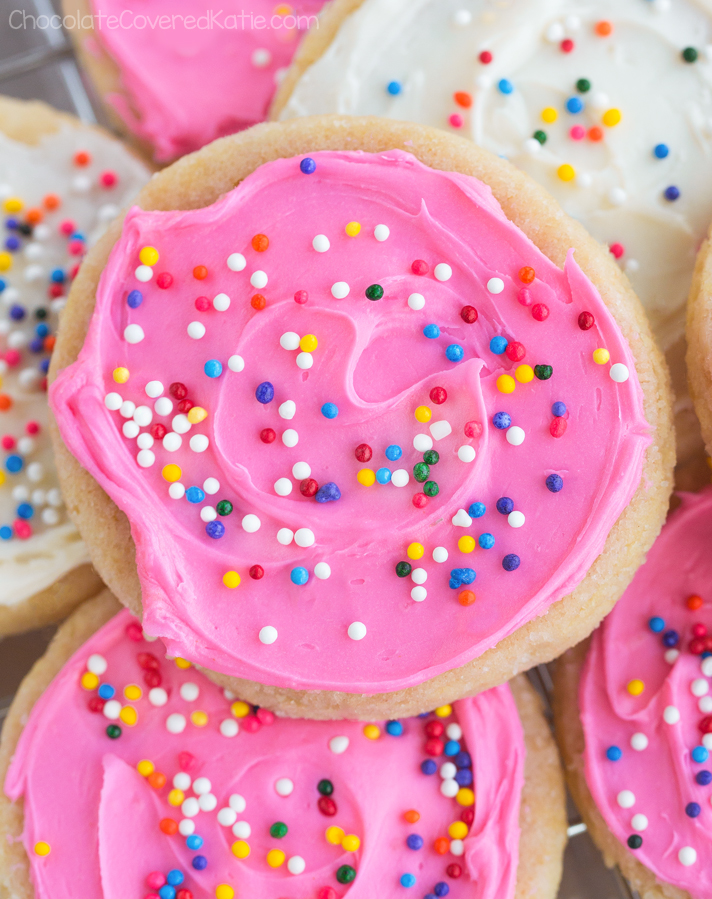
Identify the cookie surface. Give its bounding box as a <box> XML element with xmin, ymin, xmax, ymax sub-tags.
<box><xmin>0</xmin><ymin>594</ymin><xmax>565</xmax><ymax>899</ymax></box>
<box><xmin>687</xmin><ymin>223</ymin><xmax>712</xmax><ymax>461</ymax></box>
<box><xmin>0</xmin><ymin>95</ymin><xmax>149</xmax><ymax>637</ymax></box>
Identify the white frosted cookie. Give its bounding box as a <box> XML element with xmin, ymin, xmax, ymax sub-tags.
<box><xmin>0</xmin><ymin>96</ymin><xmax>149</xmax><ymax>636</ymax></box>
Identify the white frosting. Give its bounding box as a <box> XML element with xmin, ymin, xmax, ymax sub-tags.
<box><xmin>0</xmin><ymin>123</ymin><xmax>149</xmax><ymax>607</ymax></box>
<box><xmin>281</xmin><ymin>0</ymin><xmax>712</xmax><ymax>349</ymax></box>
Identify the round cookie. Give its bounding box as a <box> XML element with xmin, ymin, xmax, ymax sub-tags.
<box><xmin>0</xmin><ymin>95</ymin><xmax>149</xmax><ymax>637</ymax></box>
<box><xmin>0</xmin><ymin>593</ymin><xmax>566</xmax><ymax>899</ymax></box>
<box><xmin>48</xmin><ymin>116</ymin><xmax>674</xmax><ymax>719</ymax></box>
<box><xmin>63</xmin><ymin>0</ymin><xmax>326</xmax><ymax>163</ymax></box>
<box><xmin>553</xmin><ymin>489</ymin><xmax>712</xmax><ymax>899</ymax></box>
<box><xmin>273</xmin><ymin>0</ymin><xmax>712</xmax><ymax>488</ymax></box>
<box><xmin>687</xmin><ymin>221</ymin><xmax>712</xmax><ymax>462</ymax></box>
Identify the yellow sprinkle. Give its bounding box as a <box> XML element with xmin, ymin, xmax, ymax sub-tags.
<box><xmin>407</xmin><ymin>542</ymin><xmax>424</xmax><ymax>560</ymax></box>
<box><xmin>345</xmin><ymin>221</ymin><xmax>361</xmax><ymax>237</ymax></box>
<box><xmin>124</xmin><ymin>684</ymin><xmax>142</xmax><ymax>701</ymax></box>
<box><xmin>231</xmin><ymin>700</ymin><xmax>251</xmax><ymax>718</ymax></box>
<box><xmin>4</xmin><ymin>197</ymin><xmax>23</xmax><ymax>214</ymax></box>
<box><xmin>81</xmin><ymin>671</ymin><xmax>99</xmax><ymax>691</ymax></box>
<box><xmin>175</xmin><ymin>657</ymin><xmax>191</xmax><ymax>669</ymax></box>
<box><xmin>515</xmin><ymin>364</ymin><xmax>534</xmax><ymax>384</ymax></box>
<box><xmin>557</xmin><ymin>164</ymin><xmax>576</xmax><ymax>182</ymax></box>
<box><xmin>187</xmin><ymin>406</ymin><xmax>208</xmax><ymax>424</ymax></box>
<box><xmin>363</xmin><ymin>724</ymin><xmax>380</xmax><ymax>740</ymax></box>
<box><xmin>0</xmin><ymin>252</ymin><xmax>12</xmax><ymax>271</ymax></box>
<box><xmin>357</xmin><ymin>468</ymin><xmax>376</xmax><ymax>486</ymax></box>
<box><xmin>496</xmin><ymin>374</ymin><xmax>516</xmax><ymax>394</ymax></box>
<box><xmin>300</xmin><ymin>334</ymin><xmax>318</xmax><ymax>352</ymax></box>
<box><xmin>168</xmin><ymin>789</ymin><xmax>185</xmax><ymax>806</ymax></box>
<box><xmin>458</xmin><ymin>535</ymin><xmax>475</xmax><ymax>554</ymax></box>
<box><xmin>266</xmin><ymin>849</ymin><xmax>286</xmax><ymax>868</ymax></box>
<box><xmin>231</xmin><ymin>840</ymin><xmax>250</xmax><ymax>859</ymax></box>
<box><xmin>137</xmin><ymin>759</ymin><xmax>155</xmax><ymax>777</ymax></box>
<box><xmin>627</xmin><ymin>679</ymin><xmax>645</xmax><ymax>696</ymax></box>
<box><xmin>112</xmin><ymin>366</ymin><xmax>130</xmax><ymax>384</ymax></box>
<box><xmin>593</xmin><ymin>348</ymin><xmax>610</xmax><ymax>365</ymax></box>
<box><xmin>602</xmin><ymin>108</ymin><xmax>621</xmax><ymax>127</ymax></box>
<box><xmin>448</xmin><ymin>821</ymin><xmax>469</xmax><ymax>839</ymax></box>
<box><xmin>0</xmin><ymin>471</ymin><xmax>5</xmax><ymax>487</ymax></box>
<box><xmin>415</xmin><ymin>405</ymin><xmax>432</xmax><ymax>423</ymax></box>
<box><xmin>274</xmin><ymin>3</ymin><xmax>292</xmax><ymax>15</ymax></box>
<box><xmin>216</xmin><ymin>886</ymin><xmax>235</xmax><ymax>899</ymax></box>
<box><xmin>139</xmin><ymin>245</ymin><xmax>159</xmax><ymax>266</ymax></box>
<box><xmin>325</xmin><ymin>826</ymin><xmax>345</xmax><ymax>845</ymax></box>
<box><xmin>342</xmin><ymin>834</ymin><xmax>361</xmax><ymax>852</ymax></box>
<box><xmin>191</xmin><ymin>710</ymin><xmax>209</xmax><ymax>727</ymax></box>
<box><xmin>223</xmin><ymin>570</ymin><xmax>241</xmax><ymax>589</ymax></box>
<box><xmin>541</xmin><ymin>106</ymin><xmax>558</xmax><ymax>123</ymax></box>
<box><xmin>162</xmin><ymin>464</ymin><xmax>182</xmax><ymax>482</ymax></box>
<box><xmin>120</xmin><ymin>705</ymin><xmax>137</xmax><ymax>726</ymax></box>
<box><xmin>456</xmin><ymin>787</ymin><xmax>475</xmax><ymax>807</ymax></box>
<box><xmin>434</xmin><ymin>705</ymin><xmax>452</xmax><ymax>718</ymax></box>
<box><xmin>34</xmin><ymin>841</ymin><xmax>51</xmax><ymax>857</ymax></box>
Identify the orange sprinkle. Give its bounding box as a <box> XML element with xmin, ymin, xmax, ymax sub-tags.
<box><xmin>518</xmin><ymin>266</ymin><xmax>535</xmax><ymax>284</ymax></box>
<box><xmin>434</xmin><ymin>837</ymin><xmax>450</xmax><ymax>855</ymax></box>
<box><xmin>252</xmin><ymin>233</ymin><xmax>269</xmax><ymax>252</ymax></box>
<box><xmin>404</xmin><ymin>809</ymin><xmax>420</xmax><ymax>824</ymax></box>
<box><xmin>26</xmin><ymin>208</ymin><xmax>43</xmax><ymax>225</ymax></box>
<box><xmin>588</xmin><ymin>126</ymin><xmax>604</xmax><ymax>142</ymax></box>
<box><xmin>0</xmin><ymin>395</ymin><xmax>13</xmax><ymax>411</ymax></box>
<box><xmin>193</xmin><ymin>265</ymin><xmax>208</xmax><ymax>280</ymax></box>
<box><xmin>458</xmin><ymin>590</ymin><xmax>476</xmax><ymax>607</ymax></box>
<box><xmin>147</xmin><ymin>771</ymin><xmax>167</xmax><ymax>790</ymax></box>
<box><xmin>43</xmin><ymin>336</ymin><xmax>56</xmax><ymax>352</ymax></box>
<box><xmin>595</xmin><ymin>20</ymin><xmax>612</xmax><ymax>36</ymax></box>
<box><xmin>73</xmin><ymin>150</ymin><xmax>91</xmax><ymax>167</ymax></box>
<box><xmin>454</xmin><ymin>91</ymin><xmax>473</xmax><ymax>109</ymax></box>
<box><xmin>159</xmin><ymin>818</ymin><xmax>178</xmax><ymax>835</ymax></box>
<box><xmin>687</xmin><ymin>594</ymin><xmax>704</xmax><ymax>610</ymax></box>
<box><xmin>251</xmin><ymin>293</ymin><xmax>266</xmax><ymax>310</ymax></box>
<box><xmin>43</xmin><ymin>193</ymin><xmax>60</xmax><ymax>211</ymax></box>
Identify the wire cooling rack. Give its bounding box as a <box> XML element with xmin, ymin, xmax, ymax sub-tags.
<box><xmin>0</xmin><ymin>3</ymin><xmax>638</xmax><ymax>895</ymax></box>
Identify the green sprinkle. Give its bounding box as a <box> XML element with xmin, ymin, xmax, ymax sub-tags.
<box><xmin>413</xmin><ymin>462</ymin><xmax>430</xmax><ymax>483</ymax></box>
<box><xmin>534</xmin><ymin>364</ymin><xmax>553</xmax><ymax>380</ymax></box>
<box><xmin>423</xmin><ymin>480</ymin><xmax>439</xmax><ymax>497</ymax></box>
<box><xmin>423</xmin><ymin>450</ymin><xmax>439</xmax><ymax>465</ymax></box>
<box><xmin>365</xmin><ymin>284</ymin><xmax>384</xmax><ymax>301</ymax></box>
<box><xmin>395</xmin><ymin>561</ymin><xmax>412</xmax><ymax>578</ymax></box>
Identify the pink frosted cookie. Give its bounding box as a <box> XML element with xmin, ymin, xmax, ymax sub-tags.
<box><xmin>0</xmin><ymin>593</ymin><xmax>566</xmax><ymax>899</ymax></box>
<box><xmin>554</xmin><ymin>488</ymin><xmax>712</xmax><ymax>899</ymax></box>
<box><xmin>64</xmin><ymin>0</ymin><xmax>325</xmax><ymax>162</ymax></box>
<box><xmin>48</xmin><ymin>118</ymin><xmax>673</xmax><ymax>718</ymax></box>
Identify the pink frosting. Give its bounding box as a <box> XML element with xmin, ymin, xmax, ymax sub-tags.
<box><xmin>89</xmin><ymin>0</ymin><xmax>325</xmax><ymax>161</ymax></box>
<box><xmin>4</xmin><ymin>608</ymin><xmax>524</xmax><ymax>899</ymax></box>
<box><xmin>50</xmin><ymin>149</ymin><xmax>650</xmax><ymax>693</ymax></box>
<box><xmin>580</xmin><ymin>489</ymin><xmax>712</xmax><ymax>895</ymax></box>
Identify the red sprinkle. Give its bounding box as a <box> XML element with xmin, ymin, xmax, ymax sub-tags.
<box><xmin>460</xmin><ymin>806</ymin><xmax>475</xmax><ymax>825</ymax></box>
<box><xmin>143</xmin><ymin>670</ymin><xmax>162</xmax><ymax>688</ymax></box>
<box><xmin>48</xmin><ymin>283</ymin><xmax>64</xmax><ymax>298</ymax></box>
<box><xmin>242</xmin><ymin>715</ymin><xmax>261</xmax><ymax>733</ymax></box>
<box><xmin>256</xmin><ymin>707</ymin><xmax>275</xmax><ymax>725</ymax></box>
<box><xmin>578</xmin><ymin>311</ymin><xmax>595</xmax><ymax>331</ymax></box>
<box><xmin>193</xmin><ymin>265</ymin><xmax>208</xmax><ymax>280</ymax></box>
<box><xmin>609</xmin><ymin>243</ymin><xmax>624</xmax><ymax>259</ymax></box>
<box><xmin>317</xmin><ymin>888</ymin><xmax>338</xmax><ymax>899</ymax></box>
<box><xmin>1</xmin><ymin>435</ymin><xmax>14</xmax><ymax>450</ymax></box>
<box><xmin>249</xmin><ymin>564</ymin><xmax>264</xmax><ymax>579</ymax></box>
<box><xmin>412</xmin><ymin>492</ymin><xmax>429</xmax><ymax>509</ymax></box>
<box><xmin>68</xmin><ymin>239</ymin><xmax>85</xmax><ymax>256</ymax></box>
<box><xmin>692</xmin><ymin>623</ymin><xmax>707</xmax><ymax>638</ymax></box>
<box><xmin>411</xmin><ymin>259</ymin><xmax>429</xmax><ymax>276</ymax></box>
<box><xmin>156</xmin><ymin>272</ymin><xmax>173</xmax><ymax>289</ymax></box>
<box><xmin>99</xmin><ymin>170</ymin><xmax>117</xmax><ymax>188</ymax></box>
<box><xmin>14</xmin><ymin>520</ymin><xmax>32</xmax><ymax>539</ymax></box>
<box><xmin>125</xmin><ymin>620</ymin><xmax>144</xmax><ymax>642</ymax></box>
<box><xmin>429</xmin><ymin>386</ymin><xmax>447</xmax><ymax>405</ymax></box>
<box><xmin>88</xmin><ymin>696</ymin><xmax>105</xmax><ymax>713</ymax></box>
<box><xmin>700</xmin><ymin>717</ymin><xmax>712</xmax><ymax>734</ymax></box>
<box><xmin>464</xmin><ymin>420</ymin><xmax>482</xmax><ymax>438</ymax></box>
<box><xmin>169</xmin><ymin>382</ymin><xmax>188</xmax><ymax>399</ymax></box>
<box><xmin>177</xmin><ymin>399</ymin><xmax>193</xmax><ymax>413</ymax></box>
<box><xmin>195</xmin><ymin>296</ymin><xmax>210</xmax><ymax>311</ymax></box>
<box><xmin>151</xmin><ymin>423</ymin><xmax>168</xmax><ymax>440</ymax></box>
<box><xmin>318</xmin><ymin>796</ymin><xmax>338</xmax><ymax>816</ymax></box>
<box><xmin>260</xmin><ymin>428</ymin><xmax>276</xmax><ymax>444</ymax></box>
<box><xmin>550</xmin><ymin>418</ymin><xmax>568</xmax><ymax>438</ymax></box>
<box><xmin>26</xmin><ymin>421</ymin><xmax>40</xmax><ymax>435</ymax></box>
<box><xmin>294</xmin><ymin>289</ymin><xmax>309</xmax><ymax>305</ymax></box>
<box><xmin>505</xmin><ymin>341</ymin><xmax>526</xmax><ymax>362</ymax></box>
<box><xmin>532</xmin><ymin>303</ymin><xmax>549</xmax><ymax>321</ymax></box>
<box><xmin>570</xmin><ymin>125</ymin><xmax>585</xmax><ymax>141</ymax></box>
<box><xmin>176</xmin><ymin>891</ymin><xmax>193</xmax><ymax>899</ymax></box>
<box><xmin>425</xmin><ymin>720</ymin><xmax>444</xmax><ymax>737</ymax></box>
<box><xmin>479</xmin><ymin>50</ymin><xmax>493</xmax><ymax>64</ymax></box>
<box><xmin>137</xmin><ymin>652</ymin><xmax>160</xmax><ymax>670</ymax></box>
<box><xmin>561</xmin><ymin>38</ymin><xmax>574</xmax><ymax>52</ymax></box>
<box><xmin>300</xmin><ymin>478</ymin><xmax>319</xmax><ymax>497</ymax></box>
<box><xmin>460</xmin><ymin>305</ymin><xmax>478</xmax><ymax>324</ymax></box>
<box><xmin>690</xmin><ymin>638</ymin><xmax>706</xmax><ymax>655</ymax></box>
<box><xmin>424</xmin><ymin>737</ymin><xmax>444</xmax><ymax>756</ymax></box>
<box><xmin>355</xmin><ymin>443</ymin><xmax>373</xmax><ymax>462</ymax></box>
<box><xmin>59</xmin><ymin>219</ymin><xmax>75</xmax><ymax>236</ymax></box>
<box><xmin>447</xmin><ymin>864</ymin><xmax>463</xmax><ymax>878</ymax></box>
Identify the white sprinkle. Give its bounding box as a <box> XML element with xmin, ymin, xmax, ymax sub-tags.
<box><xmin>631</xmin><ymin>814</ymin><xmax>648</xmax><ymax>831</ymax></box>
<box><xmin>259</xmin><ymin>625</ymin><xmax>278</xmax><ymax>644</ymax></box>
<box><xmin>545</xmin><ymin>21</ymin><xmax>565</xmax><ymax>41</ymax></box>
<box><xmin>610</xmin><ymin>363</ymin><xmax>630</xmax><ymax>383</ymax></box>
<box><xmin>124</xmin><ymin>324</ymin><xmax>145</xmax><ymax>344</ymax></box>
<box><xmin>314</xmin><ymin>562</ymin><xmax>331</xmax><ymax>579</ymax></box>
<box><xmin>280</xmin><ymin>332</ymin><xmax>301</xmax><ymax>350</ymax></box>
<box><xmin>166</xmin><ymin>713</ymin><xmax>187</xmax><ymax>734</ymax></box>
<box><xmin>331</xmin><ymin>281</ymin><xmax>350</xmax><ymax>299</ymax></box>
<box><xmin>274</xmin><ymin>478</ymin><xmax>293</xmax><ymax>496</ymax></box>
<box><xmin>229</xmin><ymin>794</ymin><xmax>247</xmax><ymax>813</ymax></box>
<box><xmin>313</xmin><ymin>234</ymin><xmax>330</xmax><ymax>253</ymax></box>
<box><xmin>701</xmin><ymin>657</ymin><xmax>712</xmax><ymax>677</ymax></box>
<box><xmin>329</xmin><ymin>735</ymin><xmax>349</xmax><ymax>754</ymax></box>
<box><xmin>625</xmin><ymin>259</ymin><xmax>640</xmax><ymax>274</ymax></box>
<box><xmin>411</xmin><ymin>586</ymin><xmax>427</xmax><ymax>602</ymax></box>
<box><xmin>292</xmin><ymin>461</ymin><xmax>311</xmax><ymax>479</ymax></box>
<box><xmin>441</xmin><ymin>778</ymin><xmax>459</xmax><ymax>798</ymax></box>
<box><xmin>452</xmin><ymin>509</ymin><xmax>472</xmax><ymax>528</ymax></box>
<box><xmin>187</xmin><ymin>321</ymin><xmax>206</xmax><ymax>339</ymax></box>
<box><xmin>163</xmin><ymin>433</ymin><xmax>182</xmax><ymax>452</ymax></box>
<box><xmin>213</xmin><ymin>293</ymin><xmax>231</xmax><ymax>312</ymax></box>
<box><xmin>506</xmin><ymin>426</ymin><xmax>525</xmax><ymax>446</ymax></box>
<box><xmin>154</xmin><ymin>397</ymin><xmax>173</xmax><ymax>416</ymax></box>
<box><xmin>174</xmin><ymin>772</ymin><xmax>191</xmax><ymax>790</ymax></box>
<box><xmin>617</xmin><ymin>790</ymin><xmax>635</xmax><ymax>809</ymax></box>
<box><xmin>181</xmin><ymin>797</ymin><xmax>200</xmax><ymax>818</ymax></box>
<box><xmin>434</xmin><ymin>263</ymin><xmax>452</xmax><ymax>282</ymax></box>
<box><xmin>413</xmin><ymin>433</ymin><xmax>433</xmax><ymax>452</ymax></box>
<box><xmin>432</xmin><ymin>546</ymin><xmax>449</xmax><ymax>563</ymax></box>
<box><xmin>227</xmin><ymin>253</ymin><xmax>246</xmax><ymax>271</ymax></box>
<box><xmin>277</xmin><ymin>528</ymin><xmax>294</xmax><ymax>545</ymax></box>
<box><xmin>27</xmin><ymin>463</ymin><xmax>45</xmax><ymax>482</ymax></box>
<box><xmin>203</xmin><ymin>478</ymin><xmax>220</xmax><ymax>495</ymax></box>
<box><xmin>102</xmin><ymin>699</ymin><xmax>120</xmax><ymax>720</ymax></box>
<box><xmin>104</xmin><ymin>392</ymin><xmax>122</xmax><ymax>411</ymax></box>
<box><xmin>275</xmin><ymin>777</ymin><xmax>294</xmax><ymax>796</ymax></box>
<box><xmin>450</xmin><ymin>840</ymin><xmax>465</xmax><ymax>856</ymax></box>
<box><xmin>242</xmin><ymin>514</ymin><xmax>261</xmax><ymax>533</ymax></box>
<box><xmin>457</xmin><ymin>445</ymin><xmax>476</xmax><ymax>463</ymax></box>
<box><xmin>295</xmin><ymin>528</ymin><xmax>315</xmax><ymax>548</ymax></box>
<box><xmin>487</xmin><ymin>277</ymin><xmax>504</xmax><ymax>294</ymax></box>
<box><xmin>200</xmin><ymin>507</ymin><xmax>216</xmax><ymax>522</ymax></box>
<box><xmin>217</xmin><ymin>807</ymin><xmax>237</xmax><ymax>827</ymax></box>
<box><xmin>453</xmin><ymin>9</ymin><xmax>472</xmax><ymax>26</ymax></box>
<box><xmin>287</xmin><ymin>856</ymin><xmax>306</xmax><ymax>875</ymax></box>
<box><xmin>446</xmin><ymin>723</ymin><xmax>462</xmax><ymax>740</ymax></box>
<box><xmin>123</xmin><ymin>421</ymin><xmax>139</xmax><ymax>439</ymax></box>
<box><xmin>663</xmin><ymin>706</ymin><xmax>681</xmax><ymax>724</ymax></box>
<box><xmin>630</xmin><ymin>733</ymin><xmax>648</xmax><ymax>751</ymax></box>
<box><xmin>691</xmin><ymin>678</ymin><xmax>709</xmax><ymax>697</ymax></box>
<box><xmin>279</xmin><ymin>400</ymin><xmax>296</xmax><ymax>420</ymax></box>
<box><xmin>282</xmin><ymin>429</ymin><xmax>299</xmax><ymax>447</ymax></box>
<box><xmin>699</xmin><ymin>696</ymin><xmax>712</xmax><ymax>713</ymax></box>
<box><xmin>198</xmin><ymin>793</ymin><xmax>217</xmax><ymax>812</ymax></box>
<box><xmin>374</xmin><ymin>224</ymin><xmax>390</xmax><ymax>241</ymax></box>
<box><xmin>608</xmin><ymin>188</ymin><xmax>627</xmax><ymax>207</ymax></box>
<box><xmin>172</xmin><ymin>414</ymin><xmax>191</xmax><ymax>434</ymax></box>
<box><xmin>137</xmin><ymin>449</ymin><xmax>156</xmax><ymax>468</ymax></box>
<box><xmin>508</xmin><ymin>511</ymin><xmax>525</xmax><ymax>528</ymax></box>
<box><xmin>590</xmin><ymin>91</ymin><xmax>610</xmax><ymax>111</ymax></box>
<box><xmin>220</xmin><ymin>719</ymin><xmax>239</xmax><ymax>738</ymax></box>
<box><xmin>411</xmin><ymin>568</ymin><xmax>427</xmax><ymax>585</ymax></box>
<box><xmin>524</xmin><ymin>138</ymin><xmax>542</xmax><ymax>155</ymax></box>
<box><xmin>178</xmin><ymin>819</ymin><xmax>195</xmax><ymax>836</ymax></box>
<box><xmin>250</xmin><ymin>270</ymin><xmax>268</xmax><ymax>289</ymax></box>
<box><xmin>348</xmin><ymin>621</ymin><xmax>367</xmax><ymax>641</ymax></box>
<box><xmin>120</xmin><ymin>400</ymin><xmax>136</xmax><ymax>419</ymax></box>
<box><xmin>232</xmin><ymin>820</ymin><xmax>251</xmax><ymax>838</ymax></box>
<box><xmin>135</xmin><ymin>264</ymin><xmax>153</xmax><ymax>282</ymax></box>
<box><xmin>679</xmin><ymin>847</ymin><xmax>697</xmax><ymax>867</ymax></box>
<box><xmin>87</xmin><ymin>654</ymin><xmax>107</xmax><ymax>675</ymax></box>
<box><xmin>228</xmin><ymin>355</ymin><xmax>245</xmax><ymax>372</ymax></box>
<box><xmin>148</xmin><ymin>687</ymin><xmax>168</xmax><ymax>706</ymax></box>
<box><xmin>391</xmin><ymin>469</ymin><xmax>409</xmax><ymax>487</ymax></box>
<box><xmin>133</xmin><ymin>405</ymin><xmax>152</xmax><ymax>427</ymax></box>
<box><xmin>190</xmin><ymin>434</ymin><xmax>209</xmax><ymax>453</ymax></box>
<box><xmin>429</xmin><ymin>420</ymin><xmax>452</xmax><ymax>441</ymax></box>
<box><xmin>251</xmin><ymin>47</ymin><xmax>272</xmax><ymax>67</ymax></box>
<box><xmin>665</xmin><ymin>649</ymin><xmax>680</xmax><ymax>664</ymax></box>
<box><xmin>408</xmin><ymin>293</ymin><xmax>425</xmax><ymax>310</ymax></box>
<box><xmin>296</xmin><ymin>352</ymin><xmax>313</xmax><ymax>370</ymax></box>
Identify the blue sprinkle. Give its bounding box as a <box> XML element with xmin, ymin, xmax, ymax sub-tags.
<box><xmin>71</xmin><ymin>232</ymin><xmax>86</xmax><ymax>242</ymax></box>
<box><xmin>444</xmin><ymin>740</ymin><xmax>460</xmax><ymax>756</ymax></box>
<box><xmin>468</xmin><ymin>502</ymin><xmax>486</xmax><ymax>518</ymax></box>
<box><xmin>502</xmin><ymin>553</ymin><xmax>520</xmax><ymax>571</ymax></box>
<box><xmin>606</xmin><ymin>746</ymin><xmax>622</xmax><ymax>761</ymax></box>
<box><xmin>406</xmin><ymin>834</ymin><xmax>423</xmax><ymax>850</ymax></box>
<box><xmin>186</xmin><ymin>834</ymin><xmax>204</xmax><ymax>850</ymax></box>
<box><xmin>434</xmin><ymin>885</ymin><xmax>450</xmax><ymax>898</ymax></box>
<box><xmin>400</xmin><ymin>873</ymin><xmax>417</xmax><ymax>888</ymax></box>
<box><xmin>206</xmin><ymin>520</ymin><xmax>225</xmax><ymax>539</ymax></box>
<box><xmin>653</xmin><ymin>143</ymin><xmax>669</xmax><ymax>159</ymax></box>
<box><xmin>546</xmin><ymin>474</ymin><xmax>563</xmax><ymax>493</ymax></box>
<box><xmin>0</xmin><ymin>526</ymin><xmax>12</xmax><ymax>540</ymax></box>
<box><xmin>16</xmin><ymin>502</ymin><xmax>33</xmax><ymax>520</ymax></box>
<box><xmin>664</xmin><ymin>185</ymin><xmax>680</xmax><ymax>201</ymax></box>
<box><xmin>692</xmin><ymin>746</ymin><xmax>709</xmax><ymax>763</ymax></box>
<box><xmin>127</xmin><ymin>289</ymin><xmax>143</xmax><ymax>308</ymax></box>
<box><xmin>5</xmin><ymin>455</ymin><xmax>23</xmax><ymax>474</ymax></box>
<box><xmin>4</xmin><ymin>218</ymin><xmax>17</xmax><ymax>231</ymax></box>
<box><xmin>489</xmin><ymin>335</ymin><xmax>508</xmax><ymax>355</ymax></box>
<box><xmin>386</xmin><ymin>720</ymin><xmax>403</xmax><ymax>736</ymax></box>
<box><xmin>0</xmin><ymin>279</ymin><xmax>5</xmax><ymax>291</ymax></box>
<box><xmin>496</xmin><ymin>496</ymin><xmax>513</xmax><ymax>515</ymax></box>
<box><xmin>98</xmin><ymin>683</ymin><xmax>115</xmax><ymax>700</ymax></box>
<box><xmin>387</xmin><ymin>80</ymin><xmax>402</xmax><ymax>95</ymax></box>
<box><xmin>493</xmin><ymin>412</ymin><xmax>511</xmax><ymax>430</ymax></box>
<box><xmin>255</xmin><ymin>381</ymin><xmax>275</xmax><ymax>404</ymax></box>
<box><xmin>166</xmin><ymin>870</ymin><xmax>184</xmax><ymax>887</ymax></box>
<box><xmin>445</xmin><ymin>344</ymin><xmax>464</xmax><ymax>362</ymax></box>
<box><xmin>315</xmin><ymin>482</ymin><xmax>341</xmax><ymax>503</ymax></box>
<box><xmin>50</xmin><ymin>268</ymin><xmax>65</xmax><ymax>283</ymax></box>
<box><xmin>300</xmin><ymin>157</ymin><xmax>316</xmax><ymax>174</ymax></box>
<box><xmin>566</xmin><ymin>96</ymin><xmax>584</xmax><ymax>114</ymax></box>
<box><xmin>186</xmin><ymin>486</ymin><xmax>205</xmax><ymax>504</ymax></box>
<box><xmin>696</xmin><ymin>770</ymin><xmax>712</xmax><ymax>785</ymax></box>
<box><xmin>478</xmin><ymin>533</ymin><xmax>495</xmax><ymax>549</ymax></box>
<box><xmin>158</xmin><ymin>887</ymin><xmax>175</xmax><ymax>899</ymax></box>
<box><xmin>204</xmin><ymin>359</ymin><xmax>223</xmax><ymax>378</ymax></box>
<box><xmin>649</xmin><ymin>616</ymin><xmax>665</xmax><ymax>633</ymax></box>
<box><xmin>449</xmin><ymin>567</ymin><xmax>476</xmax><ymax>589</ymax></box>
<box><xmin>36</xmin><ymin>323</ymin><xmax>49</xmax><ymax>338</ymax></box>
<box><xmin>291</xmin><ymin>566</ymin><xmax>309</xmax><ymax>585</ymax></box>
<box><xmin>10</xmin><ymin>305</ymin><xmax>25</xmax><ymax>321</ymax></box>
<box><xmin>455</xmin><ymin>768</ymin><xmax>473</xmax><ymax>786</ymax></box>
<box><xmin>454</xmin><ymin>750</ymin><xmax>471</xmax><ymax>768</ymax></box>
<box><xmin>686</xmin><ymin>802</ymin><xmax>701</xmax><ymax>817</ymax></box>
<box><xmin>192</xmin><ymin>855</ymin><xmax>208</xmax><ymax>870</ymax></box>
<box><xmin>551</xmin><ymin>402</ymin><xmax>567</xmax><ymax>417</ymax></box>
<box><xmin>30</xmin><ymin>338</ymin><xmax>44</xmax><ymax>353</ymax></box>
<box><xmin>40</xmin><ymin>359</ymin><xmax>50</xmax><ymax>374</ymax></box>
<box><xmin>662</xmin><ymin>629</ymin><xmax>679</xmax><ymax>648</ymax></box>
<box><xmin>498</xmin><ymin>78</ymin><xmax>513</xmax><ymax>94</ymax></box>
<box><xmin>420</xmin><ymin>759</ymin><xmax>437</xmax><ymax>775</ymax></box>
<box><xmin>385</xmin><ymin>444</ymin><xmax>402</xmax><ymax>461</ymax></box>
<box><xmin>423</xmin><ymin>324</ymin><xmax>440</xmax><ymax>339</ymax></box>
<box><xmin>376</xmin><ymin>467</ymin><xmax>392</xmax><ymax>484</ymax></box>
<box><xmin>5</xmin><ymin>236</ymin><xmax>20</xmax><ymax>251</ymax></box>
<box><xmin>321</xmin><ymin>402</ymin><xmax>339</xmax><ymax>419</ymax></box>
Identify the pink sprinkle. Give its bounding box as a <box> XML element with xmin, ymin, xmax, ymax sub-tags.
<box><xmin>532</xmin><ymin>303</ymin><xmax>550</xmax><ymax>321</ymax></box>
<box><xmin>25</xmin><ymin>420</ymin><xmax>40</xmax><ymax>435</ymax></box>
<box><xmin>99</xmin><ymin>170</ymin><xmax>118</xmax><ymax>188</ymax></box>
<box><xmin>242</xmin><ymin>715</ymin><xmax>262</xmax><ymax>733</ymax></box>
<box><xmin>178</xmin><ymin>751</ymin><xmax>197</xmax><ymax>772</ymax></box>
<box><xmin>156</xmin><ymin>272</ymin><xmax>173</xmax><ymax>289</ymax></box>
<box><xmin>294</xmin><ymin>289</ymin><xmax>309</xmax><ymax>305</ymax></box>
<box><xmin>449</xmin><ymin>114</ymin><xmax>464</xmax><ymax>129</ymax></box>
<box><xmin>14</xmin><ymin>520</ymin><xmax>32</xmax><ymax>540</ymax></box>
<box><xmin>464</xmin><ymin>420</ymin><xmax>483</xmax><ymax>439</ymax></box>
<box><xmin>412</xmin><ymin>492</ymin><xmax>429</xmax><ymax>509</ymax></box>
<box><xmin>411</xmin><ymin>259</ymin><xmax>429</xmax><ymax>275</ymax></box>
<box><xmin>256</xmin><ymin>707</ymin><xmax>275</xmax><ymax>725</ymax></box>
<box><xmin>517</xmin><ymin>288</ymin><xmax>533</xmax><ymax>306</ymax></box>
<box><xmin>146</xmin><ymin>872</ymin><xmax>166</xmax><ymax>890</ymax></box>
<box><xmin>479</xmin><ymin>50</ymin><xmax>493</xmax><ymax>64</ymax></box>
<box><xmin>609</xmin><ymin>243</ymin><xmax>624</xmax><ymax>259</ymax></box>
<box><xmin>125</xmin><ymin>620</ymin><xmax>144</xmax><ymax>642</ymax></box>
<box><xmin>1</xmin><ymin>435</ymin><xmax>14</xmax><ymax>449</ymax></box>
<box><xmin>68</xmin><ymin>239</ymin><xmax>85</xmax><ymax>256</ymax></box>
<box><xmin>195</xmin><ymin>296</ymin><xmax>210</xmax><ymax>311</ymax></box>
<box><xmin>4</xmin><ymin>350</ymin><xmax>21</xmax><ymax>367</ymax></box>
<box><xmin>570</xmin><ymin>125</ymin><xmax>585</xmax><ymax>141</ymax></box>
<box><xmin>561</xmin><ymin>38</ymin><xmax>574</xmax><ymax>52</ymax></box>
<box><xmin>59</xmin><ymin>219</ymin><xmax>75</xmax><ymax>236</ymax></box>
